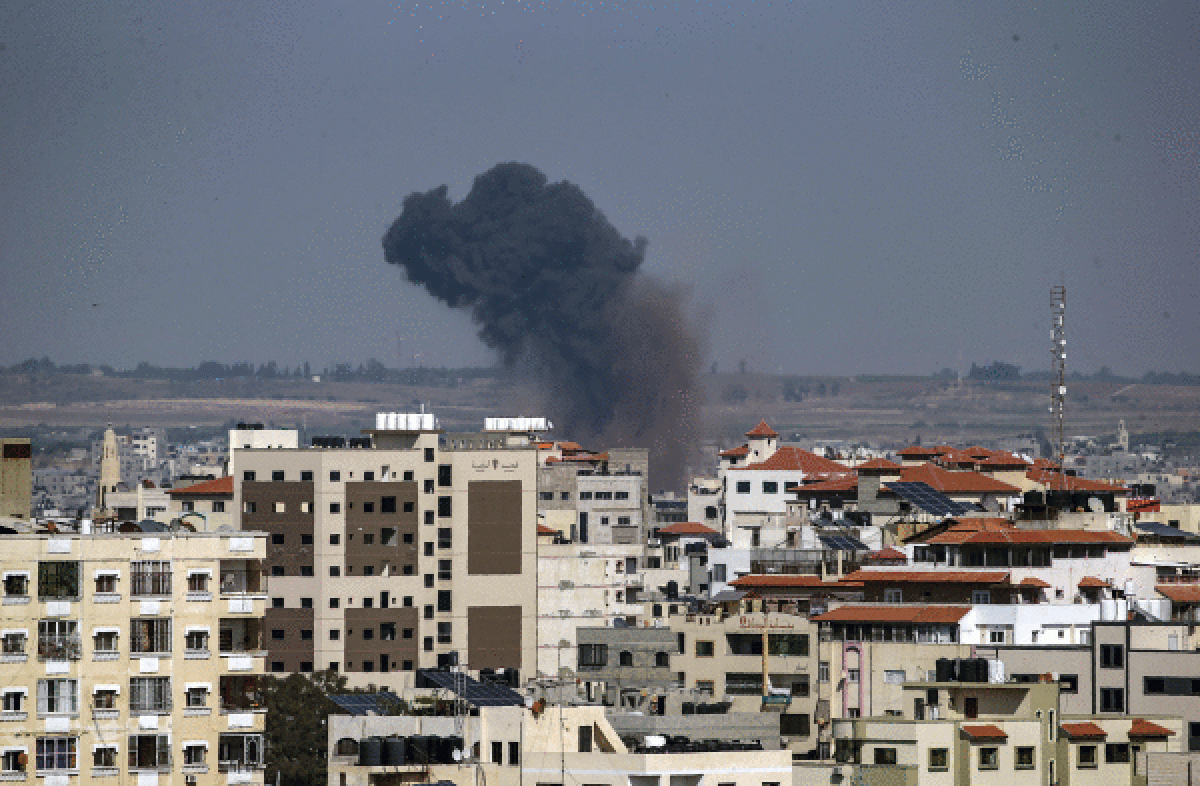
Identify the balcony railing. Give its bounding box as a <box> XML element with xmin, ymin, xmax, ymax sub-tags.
<box><xmin>220</xmin><ymin>571</ymin><xmax>263</xmax><ymax>595</ymax></box>
<box><xmin>37</xmin><ymin>635</ymin><xmax>82</xmax><ymax>661</ymax></box>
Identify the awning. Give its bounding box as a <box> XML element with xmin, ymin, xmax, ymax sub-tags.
<box><xmin>0</xmin><ymin>629</ymin><xmax>28</xmax><ymax>637</ymax></box>
<box><xmin>186</xmin><ymin>568</ymin><xmax>214</xmax><ymax>578</ymax></box>
<box><xmin>1</xmin><ymin>747</ymin><xmax>28</xmax><ymax>755</ymax></box>
<box><xmin>1</xmin><ymin>571</ymin><xmax>29</xmax><ymax>580</ymax></box>
<box><xmin>92</xmin><ymin>743</ymin><xmax>118</xmax><ymax>752</ymax></box>
<box><xmin>183</xmin><ymin>683</ymin><xmax>212</xmax><ymax>692</ymax></box>
<box><xmin>92</xmin><ymin>684</ymin><xmax>121</xmax><ymax>694</ymax></box>
<box><xmin>183</xmin><ymin>740</ymin><xmax>209</xmax><ymax>749</ymax></box>
<box><xmin>93</xmin><ymin>569</ymin><xmax>121</xmax><ymax>579</ymax></box>
<box><xmin>184</xmin><ymin>625</ymin><xmax>211</xmax><ymax>635</ymax></box>
<box><xmin>92</xmin><ymin>626</ymin><xmax>121</xmax><ymax>636</ymax></box>
<box><xmin>2</xmin><ymin>687</ymin><xmax>28</xmax><ymax>696</ymax></box>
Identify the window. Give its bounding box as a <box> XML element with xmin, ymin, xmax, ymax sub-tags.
<box><xmin>768</xmin><ymin>633</ymin><xmax>809</xmax><ymax>656</ymax></box>
<box><xmin>578</xmin><ymin>725</ymin><xmax>593</xmax><ymax>753</ymax></box>
<box><xmin>381</xmin><ymin>496</ymin><xmax>399</xmax><ymax>515</ymax></box>
<box><xmin>182</xmin><ymin>500</ymin><xmax>195</xmax><ymax>512</ymax></box>
<box><xmin>883</xmin><ymin>588</ymin><xmax>903</xmax><ymax>603</ymax></box>
<box><xmin>509</xmin><ymin>741</ymin><xmax>520</xmax><ymax>767</ymax></box>
<box><xmin>883</xmin><ymin>670</ymin><xmax>906</xmax><ymax>685</ymax></box>
<box><xmin>438</xmin><ymin>465</ymin><xmax>452</xmax><ymax>486</ymax></box>
<box><xmin>300</xmin><ymin>470</ymin><xmax>313</xmax><ymax>482</ymax></box>
<box><xmin>2</xmin><ymin>749</ymin><xmax>26</xmax><ymax>774</ymax></box>
<box><xmin>301</xmin><ymin>566</ymin><xmax>314</xmax><ymax>576</ymax></box>
<box><xmin>618</xmin><ymin>651</ymin><xmax>633</xmax><ymax>667</ymax></box>
<box><xmin>437</xmin><ymin>496</ymin><xmax>452</xmax><ymax>517</ymax></box>
<box><xmin>1100</xmin><ymin>643</ymin><xmax>1124</xmax><ymax>668</ymax></box>
<box><xmin>1</xmin><ymin>690</ymin><xmax>22</xmax><ymax>712</ymax></box>
<box><xmin>329</xmin><ymin>566</ymin><xmax>340</xmax><ymax>577</ymax></box>
<box><xmin>131</xmin><ymin>618</ymin><xmax>171</xmax><ymax>653</ymax></box>
<box><xmin>971</xmin><ymin>590</ymin><xmax>991</xmax><ymax>604</ymax></box>
<box><xmin>978</xmin><ymin>747</ymin><xmax>998</xmax><ymax>770</ymax></box>
<box><xmin>363</xmin><ymin>502</ymin><xmax>375</xmax><ymax>514</ymax></box>
<box><xmin>1100</xmin><ymin>687</ymin><xmax>1125</xmax><ymax>712</ymax></box>
<box><xmin>424</xmin><ymin>605</ymin><xmax>434</xmax><ymax>620</ymax></box>
<box><xmin>37</xmin><ymin>679</ymin><xmax>78</xmax><ymax>714</ymax></box>
<box><xmin>874</xmin><ymin>748</ymin><xmax>897</xmax><ymax>766</ymax></box>
<box><xmin>243</xmin><ymin>471</ymin><xmax>256</xmax><ymax>482</ymax></box>
<box><xmin>185</xmin><ymin>630</ymin><xmax>208</xmax><ymax>651</ymax></box>
<box><xmin>131</xmin><ymin>561</ymin><xmax>171</xmax><ymax>596</ymax></box>
<box><xmin>437</xmin><ymin>590</ymin><xmax>452</xmax><ymax>612</ymax></box>
<box><xmin>329</xmin><ymin>502</ymin><xmax>341</xmax><ymax>514</ymax></box>
<box><xmin>437</xmin><ymin>622</ymin><xmax>452</xmax><ymax>644</ymax></box>
<box><xmin>423</xmin><ymin>479</ymin><xmax>435</xmax><ymax>494</ymax></box>
<box><xmin>654</xmin><ymin>651</ymin><xmax>670</xmax><ymax>668</ymax></box>
<box><xmin>1105</xmin><ymin>743</ymin><xmax>1130</xmax><ymax>763</ymax></box>
<box><xmin>847</xmin><ymin>668</ymin><xmax>860</xmax><ymax>683</ymax></box>
<box><xmin>271</xmin><ymin>565</ymin><xmax>285</xmax><ymax>577</ymax></box>
<box><xmin>1013</xmin><ymin>746</ymin><xmax>1034</xmax><ymax>769</ymax></box>
<box><xmin>578</xmin><ymin>644</ymin><xmax>607</xmax><ymax>668</ymax></box>
<box><xmin>424</xmin><ymin>447</ymin><xmax>435</xmax><ymax>462</ymax></box>
<box><xmin>364</xmin><ymin>471</ymin><xmax>375</xmax><ymax>482</ymax></box>
<box><xmin>1077</xmin><ymin>745</ymin><xmax>1097</xmax><ymax>768</ymax></box>
<box><xmin>438</xmin><ymin>528</ymin><xmax>452</xmax><ymax>549</ymax></box>
<box><xmin>330</xmin><ymin>471</ymin><xmax>341</xmax><ymax>482</ymax></box>
<box><xmin>329</xmin><ymin>630</ymin><xmax>340</xmax><ymax>640</ymax></box>
<box><xmin>780</xmin><ymin>713</ymin><xmax>810</xmax><ymax>737</ymax></box>
<box><xmin>38</xmin><ymin>619</ymin><xmax>79</xmax><ymax>660</ymax></box>
<box><xmin>4</xmin><ymin>573</ymin><xmax>29</xmax><ymax>597</ymax></box>
<box><xmin>695</xmin><ymin>640</ymin><xmax>714</xmax><ymax>657</ymax></box>
<box><xmin>129</xmin><ymin>677</ymin><xmax>171</xmax><ymax>713</ymax></box>
<box><xmin>579</xmin><ymin>492</ymin><xmax>592</xmax><ymax>500</ymax></box>
<box><xmin>186</xmin><ymin>686</ymin><xmax>208</xmax><ymax>708</ymax></box>
<box><xmin>184</xmin><ymin>743</ymin><xmax>207</xmax><ymax>765</ymax></box>
<box><xmin>438</xmin><ymin>559</ymin><xmax>452</xmax><ymax>581</ymax></box>
<box><xmin>35</xmin><ymin>737</ymin><xmax>76</xmax><ymax>772</ymax></box>
<box><xmin>2</xmin><ymin>631</ymin><xmax>26</xmax><ymax>655</ymax></box>
<box><xmin>271</xmin><ymin>597</ymin><xmax>284</xmax><ymax>608</ymax></box>
<box><xmin>929</xmin><ymin>748</ymin><xmax>948</xmax><ymax>771</ymax></box>
<box><xmin>128</xmin><ymin>734</ymin><xmax>171</xmax><ymax>769</ymax></box>
<box><xmin>423</xmin><ymin>636</ymin><xmax>433</xmax><ymax>651</ymax></box>
<box><xmin>187</xmin><ymin>572</ymin><xmax>209</xmax><ymax>593</ymax></box>
<box><xmin>1059</xmin><ymin>674</ymin><xmax>1079</xmax><ymax>693</ymax></box>
<box><xmin>989</xmin><ymin>629</ymin><xmax>1007</xmax><ymax>644</ymax></box>
<box><xmin>38</xmin><ymin>561</ymin><xmax>79</xmax><ymax>599</ymax></box>
<box><xmin>272</xmin><ymin>470</ymin><xmax>285</xmax><ymax>482</ymax></box>
<box><xmin>212</xmin><ymin>500</ymin><xmax>226</xmax><ymax>512</ymax></box>
<box><xmin>819</xmin><ymin>661</ymin><xmax>830</xmax><ymax>683</ymax></box>
<box><xmin>762</xmin><ymin>481</ymin><xmax>778</xmax><ymax>494</ymax></box>
<box><xmin>93</xmin><ymin>746</ymin><xmax>117</xmax><ymax>768</ymax></box>
<box><xmin>424</xmin><ymin>574</ymin><xmax>434</xmax><ymax>588</ymax></box>
<box><xmin>243</xmin><ymin>502</ymin><xmax>257</xmax><ymax>514</ymax></box>
<box><xmin>735</xmin><ymin>481</ymin><xmax>751</xmax><ymax>493</ymax></box>
<box><xmin>539</xmin><ymin>491</ymin><xmax>554</xmax><ymax>501</ymax></box>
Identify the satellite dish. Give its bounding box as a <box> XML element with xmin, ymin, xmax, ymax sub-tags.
<box><xmin>452</xmin><ymin>749</ymin><xmax>463</xmax><ymax>762</ymax></box>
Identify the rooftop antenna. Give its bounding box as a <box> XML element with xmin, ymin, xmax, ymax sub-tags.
<box><xmin>1051</xmin><ymin>285</ymin><xmax>1067</xmax><ymax>475</ymax></box>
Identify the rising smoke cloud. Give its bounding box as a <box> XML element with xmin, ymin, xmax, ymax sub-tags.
<box><xmin>382</xmin><ymin>162</ymin><xmax>701</xmax><ymax>488</ymax></box>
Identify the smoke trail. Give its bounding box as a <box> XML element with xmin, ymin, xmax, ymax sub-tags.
<box><xmin>382</xmin><ymin>162</ymin><xmax>700</xmax><ymax>488</ymax></box>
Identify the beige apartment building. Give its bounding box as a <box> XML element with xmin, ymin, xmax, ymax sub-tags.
<box><xmin>1</xmin><ymin>438</ymin><xmax>32</xmax><ymax>520</ymax></box>
<box><xmin>234</xmin><ymin>420</ymin><xmax>538</xmax><ymax>689</ymax></box>
<box><xmin>0</xmin><ymin>527</ymin><xmax>268</xmax><ymax>785</ymax></box>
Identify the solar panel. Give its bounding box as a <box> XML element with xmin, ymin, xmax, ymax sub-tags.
<box><xmin>887</xmin><ymin>481</ymin><xmax>975</xmax><ymax>516</ymax></box>
<box><xmin>819</xmin><ymin>533</ymin><xmax>868</xmax><ymax>551</ymax></box>
<box><xmin>416</xmin><ymin>670</ymin><xmax>525</xmax><ymax>707</ymax></box>
<box><xmin>329</xmin><ymin>691</ymin><xmax>402</xmax><ymax>716</ymax></box>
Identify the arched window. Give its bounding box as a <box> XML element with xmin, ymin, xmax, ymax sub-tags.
<box><xmin>618</xmin><ymin>650</ymin><xmax>633</xmax><ymax>667</ymax></box>
<box><xmin>654</xmin><ymin>651</ymin><xmax>670</xmax><ymax>668</ymax></box>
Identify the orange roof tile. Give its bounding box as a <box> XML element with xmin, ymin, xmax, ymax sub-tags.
<box><xmin>728</xmin><ymin>446</ymin><xmax>848</xmax><ymax>475</ymax></box>
<box><xmin>557</xmin><ymin>441</ymin><xmax>585</xmax><ymax>452</ymax></box>
<box><xmin>168</xmin><ymin>476</ymin><xmax>233</xmax><ymax>496</ymax></box>
<box><xmin>1060</xmin><ymin>722</ymin><xmax>1107</xmax><ymax>739</ymax></box>
<box><xmin>1129</xmin><ymin>719</ymin><xmax>1175</xmax><ymax>737</ymax></box>
<box><xmin>789</xmin><ymin>475</ymin><xmax>860</xmax><ymax>494</ymax></box>
<box><xmin>745</xmin><ymin>420</ymin><xmax>779</xmax><ymax>438</ymax></box>
<box><xmin>536</xmin><ymin>524</ymin><xmax>559</xmax><ymax>535</ymax></box>
<box><xmin>812</xmin><ymin>605</ymin><xmax>970</xmax><ymax>624</ymax></box>
<box><xmin>961</xmin><ymin>725</ymin><xmax>1007</xmax><ymax>740</ymax></box>
<box><xmin>841</xmin><ymin>569</ymin><xmax>1009</xmax><ymax>584</ymax></box>
<box><xmin>865</xmin><ymin>547</ymin><xmax>907</xmax><ymax>561</ymax></box>
<box><xmin>979</xmin><ymin>452</ymin><xmax>1032</xmax><ymax>468</ymax></box>
<box><xmin>719</xmin><ymin>445</ymin><xmax>750</xmax><ymax>458</ymax></box>
<box><xmin>893</xmin><ymin>463</ymin><xmax>1021</xmax><ymax>495</ymax></box>
<box><xmin>658</xmin><ymin>521</ymin><xmax>718</xmax><ymax>536</ymax></box>
<box><xmin>964</xmin><ymin>446</ymin><xmax>996</xmax><ymax>459</ymax></box>
<box><xmin>1078</xmin><ymin>577</ymin><xmax>1110</xmax><ymax>588</ymax></box>
<box><xmin>897</xmin><ymin>445</ymin><xmax>943</xmax><ymax>457</ymax></box>
<box><xmin>1155</xmin><ymin>585</ymin><xmax>1200</xmax><ymax>603</ymax></box>
<box><xmin>1026</xmin><ymin>469</ymin><xmax>1127</xmax><ymax>493</ymax></box>
<box><xmin>1018</xmin><ymin>577</ymin><xmax>1051</xmax><ymax>588</ymax></box>
<box><xmin>857</xmin><ymin>458</ymin><xmax>903</xmax><ymax>472</ymax></box>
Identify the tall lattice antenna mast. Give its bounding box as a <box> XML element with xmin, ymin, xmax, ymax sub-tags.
<box><xmin>1051</xmin><ymin>285</ymin><xmax>1067</xmax><ymax>470</ymax></box>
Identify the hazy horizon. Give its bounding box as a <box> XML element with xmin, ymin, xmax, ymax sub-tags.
<box><xmin>3</xmin><ymin>1</ymin><xmax>1197</xmax><ymax>377</ymax></box>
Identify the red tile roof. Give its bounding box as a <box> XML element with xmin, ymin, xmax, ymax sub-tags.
<box><xmin>964</xmin><ymin>446</ymin><xmax>996</xmax><ymax>459</ymax></box>
<box><xmin>729</xmin><ymin>575</ymin><xmax>860</xmax><ymax>590</ymax></box>
<box><xmin>1129</xmin><ymin>719</ymin><xmax>1175</xmax><ymax>737</ymax></box>
<box><xmin>536</xmin><ymin>524</ymin><xmax>559</xmax><ymax>536</ymax></box>
<box><xmin>897</xmin><ymin>445</ymin><xmax>943</xmax><ymax>457</ymax></box>
<box><xmin>789</xmin><ymin>475</ymin><xmax>860</xmax><ymax>495</ymax></box>
<box><xmin>168</xmin><ymin>476</ymin><xmax>233</xmax><ymax>496</ymax></box>
<box><xmin>811</xmin><ymin>605</ymin><xmax>970</xmax><ymax>624</ymax></box>
<box><xmin>841</xmin><ymin>569</ymin><xmax>1009</xmax><ymax>584</ymax></box>
<box><xmin>657</xmin><ymin>521</ymin><xmax>718</xmax><ymax>536</ymax></box>
<box><xmin>856</xmin><ymin>458</ymin><xmax>902</xmax><ymax>472</ymax></box>
<box><xmin>745</xmin><ymin>420</ymin><xmax>779</xmax><ymax>438</ymax></box>
<box><xmin>1155</xmin><ymin>585</ymin><xmax>1200</xmax><ymax>603</ymax></box>
<box><xmin>890</xmin><ymin>463</ymin><xmax>1020</xmax><ymax>495</ymax></box>
<box><xmin>1026</xmin><ymin>469</ymin><xmax>1127</xmax><ymax>493</ymax></box>
<box><xmin>979</xmin><ymin>452</ymin><xmax>1032</xmax><ymax>468</ymax></box>
<box><xmin>1078</xmin><ymin>577</ymin><xmax>1110</xmax><ymax>588</ymax></box>
<box><xmin>1060</xmin><ymin>722</ymin><xmax>1107</xmax><ymax>739</ymax></box>
<box><xmin>961</xmin><ymin>725</ymin><xmax>1007</xmax><ymax>740</ymax></box>
<box><xmin>1018</xmin><ymin>577</ymin><xmax>1051</xmax><ymax>588</ymax></box>
<box><xmin>719</xmin><ymin>445</ymin><xmax>750</xmax><ymax>458</ymax></box>
<box><xmin>865</xmin><ymin>547</ymin><xmax>907</xmax><ymax>562</ymax></box>
<box><xmin>728</xmin><ymin>447</ymin><xmax>848</xmax><ymax>474</ymax></box>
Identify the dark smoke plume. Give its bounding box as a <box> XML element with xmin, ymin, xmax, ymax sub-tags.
<box><xmin>383</xmin><ymin>162</ymin><xmax>701</xmax><ymax>488</ymax></box>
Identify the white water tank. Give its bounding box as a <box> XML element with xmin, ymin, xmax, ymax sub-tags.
<box><xmin>1100</xmin><ymin>599</ymin><xmax>1117</xmax><ymax>621</ymax></box>
<box><xmin>375</xmin><ymin>413</ymin><xmax>388</xmax><ymax>430</ymax></box>
<box><xmin>988</xmin><ymin>659</ymin><xmax>1006</xmax><ymax>684</ymax></box>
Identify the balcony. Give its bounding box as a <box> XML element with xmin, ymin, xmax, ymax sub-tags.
<box><xmin>37</xmin><ymin>635</ymin><xmax>82</xmax><ymax>661</ymax></box>
<box><xmin>219</xmin><ymin>620</ymin><xmax>264</xmax><ymax>656</ymax></box>
<box><xmin>220</xmin><ymin>676</ymin><xmax>265</xmax><ymax>714</ymax></box>
<box><xmin>220</xmin><ymin>562</ymin><xmax>265</xmax><ymax>596</ymax></box>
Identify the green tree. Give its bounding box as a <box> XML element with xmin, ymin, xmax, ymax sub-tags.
<box><xmin>263</xmin><ymin>671</ymin><xmax>344</xmax><ymax>786</ymax></box>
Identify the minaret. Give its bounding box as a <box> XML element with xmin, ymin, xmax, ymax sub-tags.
<box><xmin>97</xmin><ymin>425</ymin><xmax>120</xmax><ymax>511</ymax></box>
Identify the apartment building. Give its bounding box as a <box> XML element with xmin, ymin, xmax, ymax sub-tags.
<box><xmin>168</xmin><ymin>477</ymin><xmax>236</xmax><ymax>532</ymax></box>
<box><xmin>327</xmin><ymin>703</ymin><xmax>793</xmax><ymax>786</ymax></box>
<box><xmin>0</xmin><ymin>526</ymin><xmax>268</xmax><ymax>785</ymax></box>
<box><xmin>235</xmin><ymin>416</ymin><xmax>538</xmax><ymax>689</ymax></box>
<box><xmin>0</xmin><ymin>438</ymin><xmax>32</xmax><ymax>520</ymax></box>
<box><xmin>536</xmin><ymin>445</ymin><xmax>649</xmax><ymax>545</ymax></box>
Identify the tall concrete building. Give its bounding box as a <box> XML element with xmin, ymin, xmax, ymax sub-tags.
<box><xmin>0</xmin><ymin>525</ymin><xmax>269</xmax><ymax>785</ymax></box>
<box><xmin>235</xmin><ymin>414</ymin><xmax>538</xmax><ymax>689</ymax></box>
<box><xmin>0</xmin><ymin>438</ymin><xmax>32</xmax><ymax>520</ymax></box>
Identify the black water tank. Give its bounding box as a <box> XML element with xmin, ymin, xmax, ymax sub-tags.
<box><xmin>358</xmin><ymin>737</ymin><xmax>383</xmax><ymax>767</ymax></box>
<box><xmin>384</xmin><ymin>737</ymin><xmax>406</xmax><ymax>766</ymax></box>
<box><xmin>406</xmin><ymin>736</ymin><xmax>430</xmax><ymax>764</ymax></box>
<box><xmin>935</xmin><ymin>658</ymin><xmax>956</xmax><ymax>683</ymax></box>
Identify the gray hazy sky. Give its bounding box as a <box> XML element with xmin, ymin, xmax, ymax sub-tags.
<box><xmin>2</xmin><ymin>0</ymin><xmax>1197</xmax><ymax>376</ymax></box>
